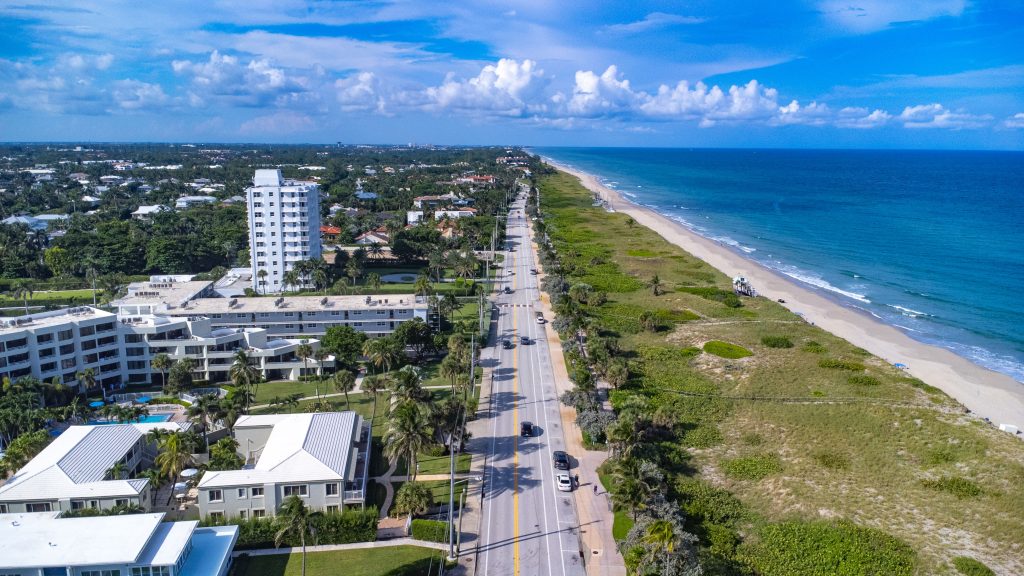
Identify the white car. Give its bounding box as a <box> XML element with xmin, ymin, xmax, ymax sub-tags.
<box><xmin>556</xmin><ymin>473</ymin><xmax>573</xmax><ymax>492</ymax></box>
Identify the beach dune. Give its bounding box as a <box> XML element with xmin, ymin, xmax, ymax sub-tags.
<box><xmin>547</xmin><ymin>160</ymin><xmax>1024</xmax><ymax>433</ymax></box>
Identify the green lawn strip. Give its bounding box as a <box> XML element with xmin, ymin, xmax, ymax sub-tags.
<box><xmin>612</xmin><ymin>510</ymin><xmax>634</xmax><ymax>541</ymax></box>
<box><xmin>230</xmin><ymin>545</ymin><xmax>443</xmax><ymax>576</ymax></box>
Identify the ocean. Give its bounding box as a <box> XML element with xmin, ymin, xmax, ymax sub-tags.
<box><xmin>533</xmin><ymin>147</ymin><xmax>1024</xmax><ymax>383</ymax></box>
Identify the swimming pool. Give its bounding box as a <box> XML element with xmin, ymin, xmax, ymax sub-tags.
<box><xmin>88</xmin><ymin>413</ymin><xmax>173</xmax><ymax>425</ymax></box>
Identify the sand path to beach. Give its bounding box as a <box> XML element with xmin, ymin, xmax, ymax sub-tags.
<box><xmin>546</xmin><ymin>160</ymin><xmax>1024</xmax><ymax>434</ymax></box>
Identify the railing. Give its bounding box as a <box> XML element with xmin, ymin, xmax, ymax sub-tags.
<box><xmin>179</xmin><ymin>387</ymin><xmax>227</xmax><ymax>404</ymax></box>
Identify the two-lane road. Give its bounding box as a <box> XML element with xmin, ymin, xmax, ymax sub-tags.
<box><xmin>477</xmin><ymin>194</ymin><xmax>586</xmax><ymax>576</ymax></box>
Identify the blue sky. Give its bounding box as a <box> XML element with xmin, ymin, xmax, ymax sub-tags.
<box><xmin>1</xmin><ymin>0</ymin><xmax>1022</xmax><ymax>148</ymax></box>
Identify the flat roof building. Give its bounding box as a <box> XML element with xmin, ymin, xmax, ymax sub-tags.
<box><xmin>246</xmin><ymin>169</ymin><xmax>322</xmax><ymax>294</ymax></box>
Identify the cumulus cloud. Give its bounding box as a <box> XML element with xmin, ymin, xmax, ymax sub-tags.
<box><xmin>775</xmin><ymin>100</ymin><xmax>832</xmax><ymax>126</ymax></box>
<box><xmin>562</xmin><ymin>66</ymin><xmax>642</xmax><ymax>117</ymax></box>
<box><xmin>899</xmin><ymin>103</ymin><xmax>992</xmax><ymax>129</ymax></box>
<box><xmin>1003</xmin><ymin>113</ymin><xmax>1024</xmax><ymax>129</ymax></box>
<box><xmin>172</xmin><ymin>51</ymin><xmax>312</xmax><ymax>107</ymax></box>
<box><xmin>111</xmin><ymin>80</ymin><xmax>168</xmax><ymax>111</ymax></box>
<box><xmin>834</xmin><ymin>107</ymin><xmax>892</xmax><ymax>129</ymax></box>
<box><xmin>604</xmin><ymin>12</ymin><xmax>704</xmax><ymax>34</ymax></box>
<box><xmin>335</xmin><ymin>72</ymin><xmax>386</xmax><ymax>114</ymax></box>
<box><xmin>640</xmin><ymin>79</ymin><xmax>779</xmax><ymax>126</ymax></box>
<box><xmin>422</xmin><ymin>58</ymin><xmax>549</xmax><ymax>116</ymax></box>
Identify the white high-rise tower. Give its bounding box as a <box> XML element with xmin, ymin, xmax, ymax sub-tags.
<box><xmin>246</xmin><ymin>169</ymin><xmax>321</xmax><ymax>294</ymax></box>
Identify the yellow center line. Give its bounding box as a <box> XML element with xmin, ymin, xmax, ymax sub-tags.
<box><xmin>511</xmin><ymin>245</ymin><xmax>521</xmax><ymax>576</ymax></box>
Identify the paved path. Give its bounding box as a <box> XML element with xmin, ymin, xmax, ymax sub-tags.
<box><xmin>232</xmin><ymin>537</ymin><xmax>448</xmax><ymax>557</ymax></box>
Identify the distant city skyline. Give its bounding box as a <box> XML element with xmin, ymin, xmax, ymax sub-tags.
<box><xmin>1</xmin><ymin>1</ymin><xmax>1022</xmax><ymax>149</ymax></box>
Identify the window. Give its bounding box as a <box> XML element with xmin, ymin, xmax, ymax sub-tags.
<box><xmin>26</xmin><ymin>502</ymin><xmax>51</xmax><ymax>512</ymax></box>
<box><xmin>238</xmin><ymin>509</ymin><xmax>248</xmax><ymax>519</ymax></box>
<box><xmin>325</xmin><ymin>483</ymin><xmax>339</xmax><ymax>496</ymax></box>
<box><xmin>58</xmin><ymin>329</ymin><xmax>74</xmax><ymax>341</ymax></box>
<box><xmin>71</xmin><ymin>500</ymin><xmax>86</xmax><ymax>510</ymax></box>
<box><xmin>37</xmin><ymin>333</ymin><xmax>54</xmax><ymax>343</ymax></box>
<box><xmin>115</xmin><ymin>498</ymin><xmax>129</xmax><ymax>507</ymax></box>
<box><xmin>209</xmin><ymin>511</ymin><xmax>224</xmax><ymax>520</ymax></box>
<box><xmin>326</xmin><ymin>505</ymin><xmax>339</xmax><ymax>513</ymax></box>
<box><xmin>83</xmin><ymin>570</ymin><xmax>121</xmax><ymax>576</ymax></box>
<box><xmin>208</xmin><ymin>489</ymin><xmax>223</xmax><ymax>503</ymax></box>
<box><xmin>283</xmin><ymin>484</ymin><xmax>308</xmax><ymax>497</ymax></box>
<box><xmin>253</xmin><ymin>509</ymin><xmax>266</xmax><ymax>518</ymax></box>
<box><xmin>251</xmin><ymin>486</ymin><xmax>264</xmax><ymax>497</ymax></box>
<box><xmin>237</xmin><ymin>487</ymin><xmax>247</xmax><ymax>499</ymax></box>
<box><xmin>0</xmin><ymin>504</ymin><xmax>7</xmax><ymax>513</ymax></box>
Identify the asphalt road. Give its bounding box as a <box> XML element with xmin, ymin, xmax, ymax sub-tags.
<box><xmin>477</xmin><ymin>192</ymin><xmax>587</xmax><ymax>576</ymax></box>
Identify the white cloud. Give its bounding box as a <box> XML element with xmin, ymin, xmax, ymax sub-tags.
<box><xmin>1003</xmin><ymin>113</ymin><xmax>1024</xmax><ymax>129</ymax></box>
<box><xmin>818</xmin><ymin>0</ymin><xmax>966</xmax><ymax>33</ymax></box>
<box><xmin>111</xmin><ymin>80</ymin><xmax>168</xmax><ymax>111</ymax></box>
<box><xmin>899</xmin><ymin>103</ymin><xmax>992</xmax><ymax>129</ymax></box>
<box><xmin>563</xmin><ymin>65</ymin><xmax>642</xmax><ymax>117</ymax></box>
<box><xmin>834</xmin><ymin>107</ymin><xmax>892</xmax><ymax>129</ymax></box>
<box><xmin>422</xmin><ymin>58</ymin><xmax>549</xmax><ymax>116</ymax></box>
<box><xmin>239</xmin><ymin>110</ymin><xmax>315</xmax><ymax>135</ymax></box>
<box><xmin>775</xmin><ymin>100</ymin><xmax>832</xmax><ymax>126</ymax></box>
<box><xmin>604</xmin><ymin>12</ymin><xmax>704</xmax><ymax>34</ymax></box>
<box><xmin>335</xmin><ymin>72</ymin><xmax>386</xmax><ymax>114</ymax></box>
<box><xmin>641</xmin><ymin>79</ymin><xmax>779</xmax><ymax>126</ymax></box>
<box><xmin>171</xmin><ymin>50</ymin><xmax>312</xmax><ymax>107</ymax></box>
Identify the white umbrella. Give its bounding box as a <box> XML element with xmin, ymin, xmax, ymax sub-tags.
<box><xmin>180</xmin><ymin>468</ymin><xmax>199</xmax><ymax>478</ymax></box>
<box><xmin>173</xmin><ymin>482</ymin><xmax>188</xmax><ymax>493</ymax></box>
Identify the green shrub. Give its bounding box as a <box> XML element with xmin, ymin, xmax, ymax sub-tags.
<box><xmin>722</xmin><ymin>453</ymin><xmax>782</xmax><ymax>481</ymax></box>
<box><xmin>201</xmin><ymin>508</ymin><xmax>379</xmax><ymax>549</ymax></box>
<box><xmin>740</xmin><ymin>520</ymin><xmax>916</xmax><ymax>576</ymax></box>
<box><xmin>422</xmin><ymin>444</ymin><xmax>446</xmax><ymax>457</ymax></box>
<box><xmin>812</xmin><ymin>450</ymin><xmax>850</xmax><ymax>470</ymax></box>
<box><xmin>411</xmin><ymin>519</ymin><xmax>449</xmax><ymax>543</ymax></box>
<box><xmin>921</xmin><ymin>476</ymin><xmax>982</xmax><ymax>499</ymax></box>
<box><xmin>802</xmin><ymin>341</ymin><xmax>827</xmax><ymax>354</ymax></box>
<box><xmin>953</xmin><ymin>556</ymin><xmax>995</xmax><ymax>576</ymax></box>
<box><xmin>703</xmin><ymin>340</ymin><xmax>753</xmax><ymax>359</ymax></box>
<box><xmin>675</xmin><ymin>477</ymin><xmax>748</xmax><ymax>527</ymax></box>
<box><xmin>677</xmin><ymin>286</ymin><xmax>743</xmax><ymax>308</ymax></box>
<box><xmin>740</xmin><ymin>432</ymin><xmax>764</xmax><ymax>446</ymax></box>
<box><xmin>818</xmin><ymin>358</ymin><xmax>865</xmax><ymax>371</ymax></box>
<box><xmin>848</xmin><ymin>374</ymin><xmax>881</xmax><ymax>386</ymax></box>
<box><xmin>681</xmin><ymin>425</ymin><xmax>723</xmax><ymax>448</ymax></box>
<box><xmin>901</xmin><ymin>377</ymin><xmax>944</xmax><ymax>395</ymax></box>
<box><xmin>760</xmin><ymin>336</ymin><xmax>793</xmax><ymax>349</ymax></box>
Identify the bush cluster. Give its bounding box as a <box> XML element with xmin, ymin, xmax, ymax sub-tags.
<box><xmin>703</xmin><ymin>340</ymin><xmax>753</xmax><ymax>359</ymax></box>
<box><xmin>202</xmin><ymin>508</ymin><xmax>379</xmax><ymax>549</ymax></box>
<box><xmin>847</xmin><ymin>374</ymin><xmax>881</xmax><ymax>386</ymax></box>
<box><xmin>920</xmin><ymin>476</ymin><xmax>982</xmax><ymax>499</ymax></box>
<box><xmin>760</xmin><ymin>335</ymin><xmax>793</xmax><ymax>348</ymax></box>
<box><xmin>812</xmin><ymin>450</ymin><xmax>850</xmax><ymax>470</ymax></box>
<box><xmin>953</xmin><ymin>556</ymin><xmax>996</xmax><ymax>576</ymax></box>
<box><xmin>818</xmin><ymin>358</ymin><xmax>865</xmax><ymax>371</ymax></box>
<box><xmin>677</xmin><ymin>286</ymin><xmax>743</xmax><ymax>308</ymax></box>
<box><xmin>411</xmin><ymin>519</ymin><xmax>449</xmax><ymax>543</ymax></box>
<box><xmin>722</xmin><ymin>453</ymin><xmax>782</xmax><ymax>480</ymax></box>
<box><xmin>802</xmin><ymin>341</ymin><xmax>827</xmax><ymax>353</ymax></box>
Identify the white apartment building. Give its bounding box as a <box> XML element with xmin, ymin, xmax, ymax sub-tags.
<box><xmin>0</xmin><ymin>307</ymin><xmax>124</xmax><ymax>393</ymax></box>
<box><xmin>0</xmin><ymin>422</ymin><xmax>190</xmax><ymax>515</ymax></box>
<box><xmin>197</xmin><ymin>412</ymin><xmax>370</xmax><ymax>519</ymax></box>
<box><xmin>246</xmin><ymin>169</ymin><xmax>322</xmax><ymax>294</ymax></box>
<box><xmin>0</xmin><ymin>512</ymin><xmax>237</xmax><ymax>576</ymax></box>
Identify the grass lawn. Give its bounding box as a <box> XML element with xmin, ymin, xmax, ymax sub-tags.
<box><xmin>612</xmin><ymin>510</ymin><xmax>633</xmax><ymax>541</ymax></box>
<box><xmin>230</xmin><ymin>546</ymin><xmax>444</xmax><ymax>576</ymax></box>
<box><xmin>252</xmin><ymin>380</ymin><xmax>327</xmax><ymax>404</ymax></box>
<box><xmin>539</xmin><ymin>169</ymin><xmax>1024</xmax><ymax>574</ymax></box>
<box><xmin>0</xmin><ymin>288</ymin><xmax>105</xmax><ymax>313</ymax></box>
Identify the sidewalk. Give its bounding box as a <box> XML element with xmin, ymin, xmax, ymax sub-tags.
<box><xmin>531</xmin><ymin>232</ymin><xmax>626</xmax><ymax>576</ymax></box>
<box><xmin>232</xmin><ymin>537</ymin><xmax>447</xmax><ymax>557</ymax></box>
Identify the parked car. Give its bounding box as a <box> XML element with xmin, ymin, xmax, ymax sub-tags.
<box><xmin>553</xmin><ymin>450</ymin><xmax>570</xmax><ymax>470</ymax></box>
<box><xmin>529</xmin><ymin>268</ymin><xmax>538</xmax><ymax>275</ymax></box>
<box><xmin>536</xmin><ymin>313</ymin><xmax>545</xmax><ymax>324</ymax></box>
<box><xmin>520</xmin><ymin>421</ymin><xmax>534</xmax><ymax>437</ymax></box>
<box><xmin>520</xmin><ymin>336</ymin><xmax>530</xmax><ymax>345</ymax></box>
<box><xmin>556</xmin><ymin>473</ymin><xmax>573</xmax><ymax>492</ymax></box>
<box><xmin>503</xmin><ymin>340</ymin><xmax>514</xmax><ymax>350</ymax></box>
<box><xmin>503</xmin><ymin>286</ymin><xmax>512</xmax><ymax>294</ymax></box>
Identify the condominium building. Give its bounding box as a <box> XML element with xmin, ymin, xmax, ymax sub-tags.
<box><xmin>246</xmin><ymin>169</ymin><xmax>322</xmax><ymax>294</ymax></box>
<box><xmin>0</xmin><ymin>307</ymin><xmax>124</xmax><ymax>394</ymax></box>
<box><xmin>197</xmin><ymin>412</ymin><xmax>371</xmax><ymax>519</ymax></box>
<box><xmin>0</xmin><ymin>512</ymin><xmax>237</xmax><ymax>576</ymax></box>
<box><xmin>0</xmin><ymin>422</ymin><xmax>190</xmax><ymax>514</ymax></box>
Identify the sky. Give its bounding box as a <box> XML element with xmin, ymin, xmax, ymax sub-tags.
<box><xmin>1</xmin><ymin>0</ymin><xmax>1022</xmax><ymax>148</ymax></box>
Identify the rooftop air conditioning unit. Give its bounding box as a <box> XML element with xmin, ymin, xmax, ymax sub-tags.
<box><xmin>228</xmin><ymin>298</ymin><xmax>237</xmax><ymax>308</ymax></box>
<box><xmin>274</xmin><ymin>297</ymin><xmax>284</xmax><ymax>307</ymax></box>
<box><xmin>320</xmin><ymin>297</ymin><xmax>328</xmax><ymax>306</ymax></box>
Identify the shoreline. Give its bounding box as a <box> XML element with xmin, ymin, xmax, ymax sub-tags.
<box><xmin>542</xmin><ymin>158</ymin><xmax>1024</xmax><ymax>433</ymax></box>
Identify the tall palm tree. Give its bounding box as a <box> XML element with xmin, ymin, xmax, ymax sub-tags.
<box><xmin>644</xmin><ymin>520</ymin><xmax>679</xmax><ymax>553</ymax></box>
<box><xmin>361</xmin><ymin>375</ymin><xmax>384</xmax><ymax>423</ymax></box>
<box><xmin>383</xmin><ymin>400</ymin><xmax>433</xmax><ymax>481</ymax></box>
<box><xmin>155</xmin><ymin>431</ymin><xmax>193</xmax><ymax>505</ymax></box>
<box><xmin>10</xmin><ymin>279</ymin><xmax>33</xmax><ymax>314</ymax></box>
<box><xmin>187</xmin><ymin>394</ymin><xmax>222</xmax><ymax>449</ymax></box>
<box><xmin>312</xmin><ymin>267</ymin><xmax>329</xmax><ymax>295</ymax></box>
<box><xmin>362</xmin><ymin>338</ymin><xmax>385</xmax><ymax>374</ymax></box>
<box><xmin>389</xmin><ymin>365</ymin><xmax>426</xmax><ymax>405</ymax></box>
<box><xmin>427</xmin><ymin>249</ymin><xmax>447</xmax><ymax>282</ymax></box>
<box><xmin>275</xmin><ymin>496</ymin><xmax>321</xmax><ymax>576</ymax></box>
<box><xmin>151</xmin><ymin>353</ymin><xmax>171</xmax><ymax>395</ymax></box>
<box><xmin>256</xmin><ymin>269</ymin><xmax>268</xmax><ymax>294</ymax></box>
<box><xmin>367</xmin><ymin>243</ymin><xmax>383</xmax><ymax>260</ymax></box>
<box><xmin>413</xmin><ymin>273</ymin><xmax>432</xmax><ymax>297</ymax></box>
<box><xmin>76</xmin><ymin>368</ymin><xmax>97</xmax><ymax>398</ymax></box>
<box><xmin>296</xmin><ymin>343</ymin><xmax>314</xmax><ymax>382</ymax></box>
<box><xmin>139</xmin><ymin>467</ymin><xmax>164</xmax><ymax>504</ymax></box>
<box><xmin>345</xmin><ymin>258</ymin><xmax>363</xmax><ymax>288</ymax></box>
<box><xmin>229</xmin><ymin>350</ymin><xmax>260</xmax><ymax>410</ymax></box>
<box><xmin>366</xmin><ymin>272</ymin><xmax>381</xmax><ymax>291</ymax></box>
<box><xmin>332</xmin><ymin>370</ymin><xmax>356</xmax><ymax>410</ymax></box>
<box><xmin>282</xmin><ymin>269</ymin><xmax>300</xmax><ymax>293</ymax></box>
<box><xmin>106</xmin><ymin>460</ymin><xmax>128</xmax><ymax>480</ymax></box>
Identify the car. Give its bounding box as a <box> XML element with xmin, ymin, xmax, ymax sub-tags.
<box><xmin>556</xmin><ymin>473</ymin><xmax>573</xmax><ymax>492</ymax></box>
<box><xmin>503</xmin><ymin>286</ymin><xmax>512</xmax><ymax>294</ymax></box>
<box><xmin>536</xmin><ymin>314</ymin><xmax>545</xmax><ymax>324</ymax></box>
<box><xmin>553</xmin><ymin>450</ymin><xmax>569</xmax><ymax>470</ymax></box>
<box><xmin>520</xmin><ymin>421</ymin><xmax>533</xmax><ymax>437</ymax></box>
<box><xmin>529</xmin><ymin>268</ymin><xmax>538</xmax><ymax>275</ymax></box>
<box><xmin>503</xmin><ymin>340</ymin><xmax>514</xmax><ymax>350</ymax></box>
<box><xmin>520</xmin><ymin>336</ymin><xmax>530</xmax><ymax>345</ymax></box>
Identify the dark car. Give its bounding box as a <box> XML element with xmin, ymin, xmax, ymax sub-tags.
<box><xmin>553</xmin><ymin>450</ymin><xmax>569</xmax><ymax>470</ymax></box>
<box><xmin>521</xmin><ymin>421</ymin><xmax>533</xmax><ymax>437</ymax></box>
<box><xmin>503</xmin><ymin>286</ymin><xmax>512</xmax><ymax>294</ymax></box>
<box><xmin>520</xmin><ymin>336</ymin><xmax>530</xmax><ymax>345</ymax></box>
<box><xmin>503</xmin><ymin>340</ymin><xmax>514</xmax><ymax>349</ymax></box>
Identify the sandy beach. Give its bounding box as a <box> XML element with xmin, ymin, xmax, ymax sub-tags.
<box><xmin>545</xmin><ymin>159</ymin><xmax>1024</xmax><ymax>433</ymax></box>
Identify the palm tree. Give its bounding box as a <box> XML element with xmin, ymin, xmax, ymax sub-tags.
<box><xmin>76</xmin><ymin>367</ymin><xmax>97</xmax><ymax>398</ymax></box>
<box><xmin>367</xmin><ymin>243</ymin><xmax>383</xmax><ymax>260</ymax></box>
<box><xmin>439</xmin><ymin>355</ymin><xmax>462</xmax><ymax>392</ymax></box>
<box><xmin>383</xmin><ymin>400</ymin><xmax>433</xmax><ymax>481</ymax></box>
<box><xmin>644</xmin><ymin>520</ymin><xmax>679</xmax><ymax>553</ymax></box>
<box><xmin>605</xmin><ymin>360</ymin><xmax>629</xmax><ymax>389</ymax></box>
<box><xmin>362</xmin><ymin>338</ymin><xmax>385</xmax><ymax>374</ymax></box>
<box><xmin>345</xmin><ymin>258</ymin><xmax>363</xmax><ymax>288</ymax></box>
<box><xmin>647</xmin><ymin>274</ymin><xmax>664</xmax><ymax>296</ymax></box>
<box><xmin>440</xmin><ymin>293</ymin><xmax>459</xmax><ymax>324</ymax></box>
<box><xmin>389</xmin><ymin>365</ymin><xmax>426</xmax><ymax>405</ymax></box>
<box><xmin>312</xmin><ymin>267</ymin><xmax>329</xmax><ymax>295</ymax></box>
<box><xmin>296</xmin><ymin>343</ymin><xmax>314</xmax><ymax>382</ymax></box>
<box><xmin>155</xmin><ymin>431</ymin><xmax>193</xmax><ymax>505</ymax></box>
<box><xmin>313</xmin><ymin>348</ymin><xmax>328</xmax><ymax>379</ymax></box>
<box><xmin>10</xmin><ymin>279</ymin><xmax>33</xmax><ymax>314</ymax></box>
<box><xmin>366</xmin><ymin>272</ymin><xmax>381</xmax><ymax>291</ymax></box>
<box><xmin>428</xmin><ymin>249</ymin><xmax>447</xmax><ymax>282</ymax></box>
<box><xmin>283</xmin><ymin>269</ymin><xmax>300</xmax><ymax>293</ymax></box>
<box><xmin>106</xmin><ymin>460</ymin><xmax>127</xmax><ymax>480</ymax></box>
<box><xmin>187</xmin><ymin>394</ymin><xmax>222</xmax><ymax>449</ymax></box>
<box><xmin>362</xmin><ymin>375</ymin><xmax>384</xmax><ymax>423</ymax></box>
<box><xmin>151</xmin><ymin>353</ymin><xmax>171</xmax><ymax>395</ymax></box>
<box><xmin>413</xmin><ymin>273</ymin><xmax>432</xmax><ymax>297</ymax></box>
<box><xmin>256</xmin><ymin>269</ymin><xmax>268</xmax><ymax>294</ymax></box>
<box><xmin>625</xmin><ymin>217</ymin><xmax>636</xmax><ymax>229</ymax></box>
<box><xmin>332</xmin><ymin>370</ymin><xmax>356</xmax><ymax>410</ymax></box>
<box><xmin>275</xmin><ymin>496</ymin><xmax>321</xmax><ymax>576</ymax></box>
<box><xmin>229</xmin><ymin>350</ymin><xmax>260</xmax><ymax>410</ymax></box>
<box><xmin>139</xmin><ymin>468</ymin><xmax>164</xmax><ymax>504</ymax></box>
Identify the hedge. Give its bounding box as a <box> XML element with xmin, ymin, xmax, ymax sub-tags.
<box><xmin>703</xmin><ymin>340</ymin><xmax>753</xmax><ymax>359</ymax></box>
<box><xmin>201</xmin><ymin>507</ymin><xmax>379</xmax><ymax>549</ymax></box>
<box><xmin>411</xmin><ymin>519</ymin><xmax>449</xmax><ymax>543</ymax></box>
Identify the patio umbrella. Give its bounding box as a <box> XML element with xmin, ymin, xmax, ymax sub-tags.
<box><xmin>89</xmin><ymin>401</ymin><xmax>104</xmax><ymax>408</ymax></box>
<box><xmin>135</xmin><ymin>396</ymin><xmax>151</xmax><ymax>404</ymax></box>
<box><xmin>173</xmin><ymin>482</ymin><xmax>188</xmax><ymax>493</ymax></box>
<box><xmin>180</xmin><ymin>468</ymin><xmax>199</xmax><ymax>478</ymax></box>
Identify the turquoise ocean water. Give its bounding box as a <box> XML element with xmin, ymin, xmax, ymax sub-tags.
<box><xmin>534</xmin><ymin>148</ymin><xmax>1024</xmax><ymax>383</ymax></box>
